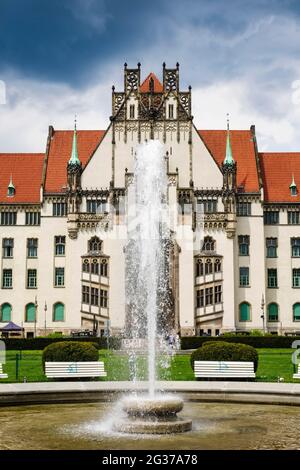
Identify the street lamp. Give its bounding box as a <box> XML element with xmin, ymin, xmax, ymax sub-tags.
<box><xmin>44</xmin><ymin>301</ymin><xmax>47</xmax><ymax>336</ymax></box>
<box><xmin>260</xmin><ymin>294</ymin><xmax>266</xmax><ymax>334</ymax></box>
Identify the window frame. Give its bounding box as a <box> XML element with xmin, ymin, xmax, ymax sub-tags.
<box><xmin>2</xmin><ymin>269</ymin><xmax>13</xmax><ymax>289</ymax></box>
<box><xmin>239</xmin><ymin>267</ymin><xmax>250</xmax><ymax>286</ymax></box>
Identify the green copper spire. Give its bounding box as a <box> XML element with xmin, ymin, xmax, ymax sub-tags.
<box><xmin>224</xmin><ymin>114</ymin><xmax>234</xmax><ymax>165</ymax></box>
<box><xmin>69</xmin><ymin>117</ymin><xmax>80</xmax><ymax>165</ymax></box>
<box><xmin>7</xmin><ymin>174</ymin><xmax>15</xmax><ymax>197</ymax></box>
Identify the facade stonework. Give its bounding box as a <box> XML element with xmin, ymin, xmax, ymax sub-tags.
<box><xmin>1</xmin><ymin>64</ymin><xmax>300</xmax><ymax>337</ymax></box>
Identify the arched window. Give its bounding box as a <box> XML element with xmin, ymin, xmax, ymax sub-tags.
<box><xmin>214</xmin><ymin>258</ymin><xmax>222</xmax><ymax>273</ymax></box>
<box><xmin>195</xmin><ymin>259</ymin><xmax>203</xmax><ymax>277</ymax></box>
<box><xmin>1</xmin><ymin>303</ymin><xmax>11</xmax><ymax>322</ymax></box>
<box><xmin>293</xmin><ymin>303</ymin><xmax>300</xmax><ymax>322</ymax></box>
<box><xmin>202</xmin><ymin>236</ymin><xmax>215</xmax><ymax>252</ymax></box>
<box><xmin>25</xmin><ymin>303</ymin><xmax>36</xmax><ymax>323</ymax></box>
<box><xmin>268</xmin><ymin>303</ymin><xmax>279</xmax><ymax>322</ymax></box>
<box><xmin>205</xmin><ymin>258</ymin><xmax>213</xmax><ymax>275</ymax></box>
<box><xmin>88</xmin><ymin>236</ymin><xmax>102</xmax><ymax>254</ymax></box>
<box><xmin>53</xmin><ymin>302</ymin><xmax>65</xmax><ymax>322</ymax></box>
<box><xmin>239</xmin><ymin>302</ymin><xmax>251</xmax><ymax>321</ymax></box>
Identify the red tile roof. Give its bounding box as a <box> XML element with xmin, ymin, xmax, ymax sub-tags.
<box><xmin>198</xmin><ymin>130</ymin><xmax>260</xmax><ymax>193</ymax></box>
<box><xmin>259</xmin><ymin>152</ymin><xmax>300</xmax><ymax>203</ymax></box>
<box><xmin>140</xmin><ymin>72</ymin><xmax>163</xmax><ymax>93</ymax></box>
<box><xmin>44</xmin><ymin>130</ymin><xmax>105</xmax><ymax>193</ymax></box>
<box><xmin>0</xmin><ymin>153</ymin><xmax>44</xmax><ymax>204</ymax></box>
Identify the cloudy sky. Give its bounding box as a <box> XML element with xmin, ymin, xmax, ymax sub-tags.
<box><xmin>1</xmin><ymin>0</ymin><xmax>300</xmax><ymax>152</ymax></box>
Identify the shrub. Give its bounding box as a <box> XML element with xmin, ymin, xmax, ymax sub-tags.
<box><xmin>190</xmin><ymin>341</ymin><xmax>259</xmax><ymax>372</ymax></box>
<box><xmin>2</xmin><ymin>336</ymin><xmax>122</xmax><ymax>350</ymax></box>
<box><xmin>42</xmin><ymin>341</ymin><xmax>99</xmax><ymax>369</ymax></box>
<box><xmin>181</xmin><ymin>335</ymin><xmax>300</xmax><ymax>350</ymax></box>
<box><xmin>249</xmin><ymin>329</ymin><xmax>264</xmax><ymax>336</ymax></box>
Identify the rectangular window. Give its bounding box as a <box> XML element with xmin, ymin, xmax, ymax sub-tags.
<box><xmin>2</xmin><ymin>269</ymin><xmax>12</xmax><ymax>288</ymax></box>
<box><xmin>205</xmin><ymin>287</ymin><xmax>213</xmax><ymax>305</ymax></box>
<box><xmin>2</xmin><ymin>238</ymin><xmax>14</xmax><ymax>258</ymax></box>
<box><xmin>264</xmin><ymin>211</ymin><xmax>279</xmax><ymax>225</ymax></box>
<box><xmin>87</xmin><ymin>199</ymin><xmax>107</xmax><ymax>214</ymax></box>
<box><xmin>129</xmin><ymin>104</ymin><xmax>135</xmax><ymax>119</ymax></box>
<box><xmin>53</xmin><ymin>203</ymin><xmax>67</xmax><ymax>217</ymax></box>
<box><xmin>82</xmin><ymin>285</ymin><xmax>90</xmax><ymax>304</ymax></box>
<box><xmin>199</xmin><ymin>200</ymin><xmax>217</xmax><ymax>214</ymax></box>
<box><xmin>55</xmin><ymin>267</ymin><xmax>65</xmax><ymax>287</ymax></box>
<box><xmin>100</xmin><ymin>289</ymin><xmax>108</xmax><ymax>308</ymax></box>
<box><xmin>266</xmin><ymin>238</ymin><xmax>277</xmax><ymax>258</ymax></box>
<box><xmin>291</xmin><ymin>238</ymin><xmax>300</xmax><ymax>257</ymax></box>
<box><xmin>196</xmin><ymin>289</ymin><xmax>204</xmax><ymax>308</ymax></box>
<box><xmin>214</xmin><ymin>285</ymin><xmax>222</xmax><ymax>303</ymax></box>
<box><xmin>55</xmin><ymin>236</ymin><xmax>66</xmax><ymax>256</ymax></box>
<box><xmin>239</xmin><ymin>267</ymin><xmax>249</xmax><ymax>286</ymax></box>
<box><xmin>27</xmin><ymin>269</ymin><xmax>37</xmax><ymax>288</ymax></box>
<box><xmin>25</xmin><ymin>212</ymin><xmax>41</xmax><ymax>225</ymax></box>
<box><xmin>237</xmin><ymin>202</ymin><xmax>251</xmax><ymax>216</ymax></box>
<box><xmin>91</xmin><ymin>287</ymin><xmax>99</xmax><ymax>306</ymax></box>
<box><xmin>168</xmin><ymin>104</ymin><xmax>174</xmax><ymax>119</ymax></box>
<box><xmin>288</xmin><ymin>211</ymin><xmax>300</xmax><ymax>225</ymax></box>
<box><xmin>268</xmin><ymin>268</ymin><xmax>277</xmax><ymax>288</ymax></box>
<box><xmin>1</xmin><ymin>212</ymin><xmax>17</xmax><ymax>225</ymax></box>
<box><xmin>292</xmin><ymin>268</ymin><xmax>300</xmax><ymax>287</ymax></box>
<box><xmin>27</xmin><ymin>238</ymin><xmax>38</xmax><ymax>258</ymax></box>
<box><xmin>238</xmin><ymin>235</ymin><xmax>250</xmax><ymax>256</ymax></box>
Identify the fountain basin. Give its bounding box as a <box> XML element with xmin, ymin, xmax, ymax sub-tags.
<box><xmin>113</xmin><ymin>396</ymin><xmax>192</xmax><ymax>434</ymax></box>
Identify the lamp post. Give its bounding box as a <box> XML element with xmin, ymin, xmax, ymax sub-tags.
<box><xmin>34</xmin><ymin>296</ymin><xmax>38</xmax><ymax>338</ymax></box>
<box><xmin>44</xmin><ymin>301</ymin><xmax>47</xmax><ymax>336</ymax></box>
<box><xmin>260</xmin><ymin>294</ymin><xmax>266</xmax><ymax>334</ymax></box>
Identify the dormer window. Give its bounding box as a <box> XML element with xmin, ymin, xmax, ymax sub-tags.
<box><xmin>129</xmin><ymin>104</ymin><xmax>135</xmax><ymax>119</ymax></box>
<box><xmin>291</xmin><ymin>186</ymin><xmax>297</xmax><ymax>196</ymax></box>
<box><xmin>290</xmin><ymin>175</ymin><xmax>297</xmax><ymax>196</ymax></box>
<box><xmin>7</xmin><ymin>175</ymin><xmax>15</xmax><ymax>197</ymax></box>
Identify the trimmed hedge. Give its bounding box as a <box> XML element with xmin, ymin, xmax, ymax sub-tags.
<box><xmin>190</xmin><ymin>341</ymin><xmax>259</xmax><ymax>372</ymax></box>
<box><xmin>42</xmin><ymin>341</ymin><xmax>99</xmax><ymax>369</ymax></box>
<box><xmin>181</xmin><ymin>335</ymin><xmax>300</xmax><ymax>350</ymax></box>
<box><xmin>1</xmin><ymin>336</ymin><xmax>122</xmax><ymax>351</ymax></box>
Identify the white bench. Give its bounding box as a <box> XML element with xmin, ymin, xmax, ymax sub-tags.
<box><xmin>293</xmin><ymin>364</ymin><xmax>300</xmax><ymax>379</ymax></box>
<box><xmin>0</xmin><ymin>363</ymin><xmax>8</xmax><ymax>379</ymax></box>
<box><xmin>194</xmin><ymin>361</ymin><xmax>255</xmax><ymax>379</ymax></box>
<box><xmin>45</xmin><ymin>361</ymin><xmax>107</xmax><ymax>379</ymax></box>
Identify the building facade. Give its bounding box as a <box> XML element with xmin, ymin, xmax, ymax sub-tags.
<box><xmin>1</xmin><ymin>63</ymin><xmax>300</xmax><ymax>337</ymax></box>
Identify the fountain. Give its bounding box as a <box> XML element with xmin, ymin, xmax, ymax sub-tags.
<box><xmin>114</xmin><ymin>139</ymin><xmax>192</xmax><ymax>434</ymax></box>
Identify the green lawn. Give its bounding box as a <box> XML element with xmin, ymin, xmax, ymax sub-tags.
<box><xmin>0</xmin><ymin>348</ymin><xmax>298</xmax><ymax>383</ymax></box>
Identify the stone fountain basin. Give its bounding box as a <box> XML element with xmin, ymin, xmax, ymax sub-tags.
<box><xmin>122</xmin><ymin>396</ymin><xmax>183</xmax><ymax>417</ymax></box>
<box><xmin>114</xmin><ymin>395</ymin><xmax>192</xmax><ymax>434</ymax></box>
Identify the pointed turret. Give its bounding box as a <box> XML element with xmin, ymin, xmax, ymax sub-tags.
<box><xmin>68</xmin><ymin>117</ymin><xmax>81</xmax><ymax>166</ymax></box>
<box><xmin>224</xmin><ymin>114</ymin><xmax>234</xmax><ymax>165</ymax></box>
<box><xmin>7</xmin><ymin>174</ymin><xmax>15</xmax><ymax>197</ymax></box>
<box><xmin>290</xmin><ymin>174</ymin><xmax>297</xmax><ymax>196</ymax></box>
<box><xmin>67</xmin><ymin>117</ymin><xmax>82</xmax><ymax>217</ymax></box>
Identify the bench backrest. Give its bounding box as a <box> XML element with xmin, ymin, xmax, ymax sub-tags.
<box><xmin>45</xmin><ymin>361</ymin><xmax>105</xmax><ymax>374</ymax></box>
<box><xmin>194</xmin><ymin>361</ymin><xmax>255</xmax><ymax>375</ymax></box>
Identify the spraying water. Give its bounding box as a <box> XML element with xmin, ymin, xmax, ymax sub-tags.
<box><xmin>125</xmin><ymin>139</ymin><xmax>169</xmax><ymax>397</ymax></box>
